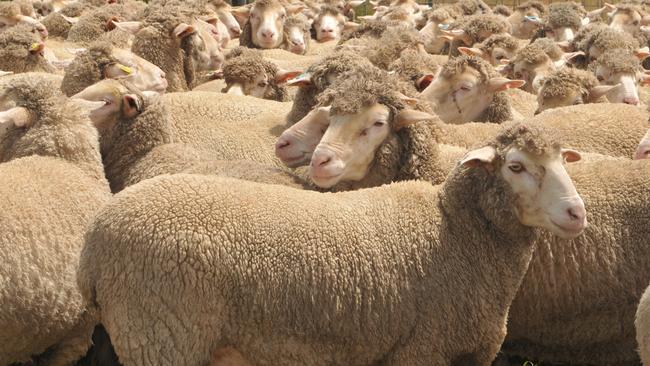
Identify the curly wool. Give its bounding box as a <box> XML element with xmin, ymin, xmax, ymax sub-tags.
<box><xmin>512</xmin><ymin>42</ymin><xmax>549</xmax><ymax>66</ymax></box>
<box><xmin>545</xmin><ymin>2</ymin><xmax>586</xmax><ymax>30</ymax></box>
<box><xmin>282</xmin><ymin>13</ymin><xmax>310</xmax><ymax>54</ymax></box>
<box><xmin>42</xmin><ymin>12</ymin><xmax>74</xmax><ymax>38</ymax></box>
<box><xmin>358</xmin><ymin>26</ymin><xmax>424</xmax><ymax>69</ymax></box>
<box><xmin>0</xmin><ymin>2</ymin><xmax>21</xmax><ymax>18</ymax></box>
<box><xmin>456</xmin><ymin>0</ymin><xmax>491</xmax><ymax>15</ymax></box>
<box><xmin>515</xmin><ymin>1</ymin><xmax>546</xmax><ymax>16</ymax></box>
<box><xmin>222</xmin><ymin>51</ymin><xmax>289</xmax><ymax>102</ymax></box>
<box><xmin>491</xmin><ymin>121</ymin><xmax>561</xmax><ymax>157</ymax></box>
<box><xmin>61</xmin><ymin>42</ymin><xmax>116</xmax><ymax>96</ymax></box>
<box><xmin>286</xmin><ymin>50</ymin><xmax>377</xmax><ymax>124</ymax></box>
<box><xmin>440</xmin><ymin>54</ymin><xmax>495</xmax><ymax>82</ymax></box>
<box><xmin>477</xmin><ymin>34</ymin><xmax>519</xmax><ymax>54</ymax></box>
<box><xmin>0</xmin><ymin>25</ymin><xmax>54</xmax><ymax>74</ymax></box>
<box><xmin>428</xmin><ymin>6</ymin><xmax>461</xmax><ymax>24</ymax></box>
<box><xmin>388</xmin><ymin>48</ymin><xmax>441</xmax><ymax>90</ymax></box>
<box><xmin>493</xmin><ymin>5</ymin><xmax>512</xmax><ymax>17</ymax></box>
<box><xmin>593</xmin><ymin>49</ymin><xmax>641</xmax><ymax>74</ymax></box>
<box><xmin>67</xmin><ymin>4</ymin><xmax>129</xmax><ymax>43</ymax></box>
<box><xmin>338</xmin><ymin>19</ymin><xmax>399</xmax><ymax>43</ymax></box>
<box><xmin>530</xmin><ymin>37</ymin><xmax>563</xmax><ymax>60</ymax></box>
<box><xmin>460</xmin><ymin>13</ymin><xmax>511</xmax><ymax>44</ymax></box>
<box><xmin>590</xmin><ymin>27</ymin><xmax>639</xmax><ymax>54</ymax></box>
<box><xmin>540</xmin><ymin>68</ymin><xmax>599</xmax><ymax>100</ymax></box>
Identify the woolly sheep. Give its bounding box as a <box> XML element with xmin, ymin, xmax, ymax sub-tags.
<box><xmin>66</xmin><ymin>3</ymin><xmax>129</xmax><ymax>43</ymax></box>
<box><xmin>503</xmin><ymin>157</ymin><xmax>650</xmax><ymax>365</ymax></box>
<box><xmin>281</xmin><ymin>13</ymin><xmax>311</xmax><ymax>54</ymax></box>
<box><xmin>493</xmin><ymin>5</ymin><xmax>511</xmax><ymax>17</ymax></box>
<box><xmin>0</xmin><ymin>24</ymin><xmax>55</xmax><ymax>74</ymax></box>
<box><xmin>311</xmin><ymin>5</ymin><xmax>349</xmax><ymax>42</ymax></box>
<box><xmin>388</xmin><ymin>47</ymin><xmax>441</xmax><ymax>92</ymax></box>
<box><xmin>285</xmin><ymin>49</ymin><xmax>377</xmax><ymax>125</ymax></box>
<box><xmin>0</xmin><ymin>1</ymin><xmax>48</xmax><ymax>39</ymax></box>
<box><xmin>444</xmin><ymin>13</ymin><xmax>511</xmax><ymax>56</ymax></box>
<box><xmin>61</xmin><ymin>41</ymin><xmax>168</xmax><ymax>96</ymax></box>
<box><xmin>591</xmin><ymin>48</ymin><xmax>647</xmax><ymax>105</ymax></box>
<box><xmin>420</xmin><ymin>55</ymin><xmax>526</xmax><ymax>124</ymax></box>
<box><xmin>458</xmin><ymin>33</ymin><xmax>520</xmax><ymax>66</ymax></box>
<box><xmin>78</xmin><ymin>123</ymin><xmax>586</xmax><ymax>366</ymax></box>
<box><xmin>221</xmin><ymin>47</ymin><xmax>300</xmax><ymax>101</ymax></box>
<box><xmin>637</xmin><ymin>283</ymin><xmax>650</xmax><ymax>365</ymax></box>
<box><xmin>535</xmin><ymin>67</ymin><xmax>616</xmax><ymax>114</ymax></box>
<box><xmin>502</xmin><ymin>38</ymin><xmax>565</xmax><ymax>94</ymax></box>
<box><xmin>540</xmin><ymin>1</ymin><xmax>586</xmax><ymax>42</ymax></box>
<box><xmin>507</xmin><ymin>1</ymin><xmax>546</xmax><ymax>39</ymax></box>
<box><xmin>131</xmin><ymin>2</ymin><xmax>223</xmax><ymax>91</ymax></box>
<box><xmin>239</xmin><ymin>0</ymin><xmax>303</xmax><ymax>49</ymax></box>
<box><xmin>0</xmin><ymin>74</ymin><xmax>110</xmax><ymax>366</ymax></box>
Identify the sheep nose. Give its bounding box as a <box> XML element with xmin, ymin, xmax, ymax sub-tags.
<box><xmin>634</xmin><ymin>145</ymin><xmax>650</xmax><ymax>160</ymax></box>
<box><xmin>534</xmin><ymin>108</ymin><xmax>541</xmax><ymax>115</ymax></box>
<box><xmin>230</xmin><ymin>27</ymin><xmax>241</xmax><ymax>35</ymax></box>
<box><xmin>624</xmin><ymin>97</ymin><xmax>639</xmax><ymax>105</ymax></box>
<box><xmin>261</xmin><ymin>30</ymin><xmax>275</xmax><ymax>39</ymax></box>
<box><xmin>160</xmin><ymin>71</ymin><xmax>166</xmax><ymax>79</ymax></box>
<box><xmin>291</xmin><ymin>39</ymin><xmax>304</xmax><ymax>46</ymax></box>
<box><xmin>275</xmin><ymin>137</ymin><xmax>291</xmax><ymax>151</ymax></box>
<box><xmin>311</xmin><ymin>151</ymin><xmax>333</xmax><ymax>168</ymax></box>
<box><xmin>567</xmin><ymin>206</ymin><xmax>585</xmax><ymax>222</ymax></box>
<box><xmin>322</xmin><ymin>28</ymin><xmax>334</xmax><ymax>33</ymax></box>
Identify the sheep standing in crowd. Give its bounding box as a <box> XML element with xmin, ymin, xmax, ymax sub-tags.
<box><xmin>4</xmin><ymin>0</ymin><xmax>650</xmax><ymax>365</ymax></box>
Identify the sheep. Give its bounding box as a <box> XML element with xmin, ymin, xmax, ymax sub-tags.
<box><xmin>281</xmin><ymin>13</ymin><xmax>311</xmax><ymax>54</ymax></box>
<box><xmin>0</xmin><ymin>74</ymin><xmax>110</xmax><ymax>366</ymax></box>
<box><xmin>338</xmin><ymin>18</ymin><xmax>402</xmax><ymax>44</ymax></box>
<box><xmin>458</xmin><ymin>33</ymin><xmax>520</xmax><ymax>66</ymax></box>
<box><xmin>535</xmin><ymin>67</ymin><xmax>617</xmax><ymax>114</ymax></box>
<box><xmin>609</xmin><ymin>3</ymin><xmax>645</xmax><ymax>35</ymax></box>
<box><xmin>506</xmin><ymin>0</ymin><xmax>546</xmax><ymax>39</ymax></box>
<box><xmin>418</xmin><ymin>7</ymin><xmax>460</xmax><ymax>54</ymax></box>
<box><xmin>66</xmin><ymin>3</ymin><xmax>129</xmax><ymax>43</ymax></box>
<box><xmin>285</xmin><ymin>49</ymin><xmax>377</xmax><ymax>125</ymax></box>
<box><xmin>502</xmin><ymin>157</ymin><xmax>650</xmax><ymax>365</ymax></box>
<box><xmin>444</xmin><ymin>13</ymin><xmax>511</xmax><ymax>56</ymax></box>
<box><xmin>220</xmin><ymin>47</ymin><xmax>300</xmax><ymax>101</ymax></box>
<box><xmin>574</xmin><ymin>26</ymin><xmax>640</xmax><ymax>64</ymax></box>
<box><xmin>0</xmin><ymin>24</ymin><xmax>55</xmax><ymax>74</ymax></box>
<box><xmin>538</xmin><ymin>1</ymin><xmax>586</xmax><ymax>42</ymax></box>
<box><xmin>493</xmin><ymin>5</ymin><xmax>511</xmax><ymax>18</ymax></box>
<box><xmin>60</xmin><ymin>42</ymin><xmax>168</xmax><ymax>96</ymax></box>
<box><xmin>40</xmin><ymin>2</ymin><xmax>89</xmax><ymax>40</ymax></box>
<box><xmin>239</xmin><ymin>0</ymin><xmax>302</xmax><ymax>49</ymax></box>
<box><xmin>78</xmin><ymin>123</ymin><xmax>586</xmax><ymax>366</ymax></box>
<box><xmin>387</xmin><ymin>47</ymin><xmax>441</xmax><ymax>92</ymax></box>
<box><xmin>202</xmin><ymin>0</ymin><xmax>243</xmax><ymax>39</ymax></box>
<box><xmin>311</xmin><ymin>5</ymin><xmax>349</xmax><ymax>42</ymax></box>
<box><xmin>0</xmin><ymin>1</ymin><xmax>48</xmax><ymax>39</ymax></box>
<box><xmin>591</xmin><ymin>48</ymin><xmax>647</xmax><ymax>105</ymax></box>
<box><xmin>419</xmin><ymin>55</ymin><xmax>525</xmax><ymax>124</ymax></box>
<box><xmin>131</xmin><ymin>2</ymin><xmax>223</xmax><ymax>92</ymax></box>
<box><xmin>74</xmin><ymin>79</ymin><xmax>308</xmax><ymax>193</ymax></box>
<box><xmin>502</xmin><ymin>39</ymin><xmax>559</xmax><ymax>94</ymax></box>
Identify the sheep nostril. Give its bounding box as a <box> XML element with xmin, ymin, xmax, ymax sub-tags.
<box><xmin>318</xmin><ymin>156</ymin><xmax>331</xmax><ymax>166</ymax></box>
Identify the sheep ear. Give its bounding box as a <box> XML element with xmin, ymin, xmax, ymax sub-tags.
<box><xmin>202</xmin><ymin>15</ymin><xmax>220</xmax><ymax>27</ymax></box>
<box><xmin>441</xmin><ymin>29</ymin><xmax>471</xmax><ymax>45</ymax></box>
<box><xmin>104</xmin><ymin>63</ymin><xmax>134</xmax><ymax>78</ymax></box>
<box><xmin>286</xmin><ymin>4</ymin><xmax>304</xmax><ymax>14</ymax></box>
<box><xmin>174</xmin><ymin>23</ymin><xmax>196</xmax><ymax>39</ymax></box>
<box><xmin>112</xmin><ymin>21</ymin><xmax>142</xmax><ymax>34</ymax></box>
<box><xmin>561</xmin><ymin>148</ymin><xmax>581</xmax><ymax>163</ymax></box>
<box><xmin>396</xmin><ymin>92</ymin><xmax>418</xmax><ymax>107</ymax></box>
<box><xmin>394</xmin><ymin>109</ymin><xmax>435</xmax><ymax>131</ymax></box>
<box><xmin>231</xmin><ymin>7</ymin><xmax>250</xmax><ymax>23</ymax></box>
<box><xmin>29</xmin><ymin>42</ymin><xmax>44</xmax><ymax>54</ymax></box>
<box><xmin>416</xmin><ymin>74</ymin><xmax>434</xmax><ymax>91</ymax></box>
<box><xmin>604</xmin><ymin>2</ymin><xmax>617</xmax><ymax>11</ymax></box>
<box><xmin>0</xmin><ymin>71</ymin><xmax>13</xmax><ymax>77</ymax></box>
<box><xmin>635</xmin><ymin>47</ymin><xmax>650</xmax><ymax>60</ymax></box>
<box><xmin>60</xmin><ymin>14</ymin><xmax>79</xmax><ymax>24</ymax></box>
<box><xmin>343</xmin><ymin>21</ymin><xmax>359</xmax><ymax>31</ymax></box>
<box><xmin>286</xmin><ymin>72</ymin><xmax>312</xmax><ymax>87</ymax></box>
<box><xmin>357</xmin><ymin>15</ymin><xmax>375</xmax><ymax>21</ymax></box>
<box><xmin>460</xmin><ymin>145</ymin><xmax>497</xmax><ymax>168</ymax></box>
<box><xmin>495</xmin><ymin>64</ymin><xmax>512</xmax><ymax>76</ymax></box>
<box><xmin>68</xmin><ymin>99</ymin><xmax>106</xmax><ymax>117</ymax></box>
<box><xmin>0</xmin><ymin>107</ymin><xmax>34</xmax><ymax>128</ymax></box>
<box><xmin>458</xmin><ymin>47</ymin><xmax>483</xmax><ymax>58</ymax></box>
<box><xmin>275</xmin><ymin>69</ymin><xmax>302</xmax><ymax>84</ymax></box>
<box><xmin>347</xmin><ymin>0</ymin><xmax>365</xmax><ymax>8</ymax></box>
<box><xmin>588</xmin><ymin>84</ymin><xmax>620</xmax><ymax>101</ymax></box>
<box><xmin>122</xmin><ymin>94</ymin><xmax>142</xmax><ymax>119</ymax></box>
<box><xmin>562</xmin><ymin>51</ymin><xmax>585</xmax><ymax>64</ymax></box>
<box><xmin>487</xmin><ymin>77</ymin><xmax>525</xmax><ymax>92</ymax></box>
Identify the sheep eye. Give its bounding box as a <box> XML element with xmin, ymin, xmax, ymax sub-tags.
<box><xmin>360</xmin><ymin>128</ymin><xmax>368</xmax><ymax>136</ymax></box>
<box><xmin>509</xmin><ymin>163</ymin><xmax>524</xmax><ymax>173</ymax></box>
<box><xmin>258</xmin><ymin>81</ymin><xmax>268</xmax><ymax>87</ymax></box>
<box><xmin>633</xmin><ymin>20</ymin><xmax>640</xmax><ymax>25</ymax></box>
<box><xmin>373</xmin><ymin>121</ymin><xmax>386</xmax><ymax>127</ymax></box>
<box><xmin>597</xmin><ymin>75</ymin><xmax>604</xmax><ymax>82</ymax></box>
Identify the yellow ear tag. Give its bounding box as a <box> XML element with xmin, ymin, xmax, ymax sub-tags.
<box><xmin>117</xmin><ymin>64</ymin><xmax>133</xmax><ymax>75</ymax></box>
<box><xmin>29</xmin><ymin>43</ymin><xmax>41</xmax><ymax>51</ymax></box>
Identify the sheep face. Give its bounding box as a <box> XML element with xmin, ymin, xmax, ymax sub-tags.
<box><xmin>249</xmin><ymin>0</ymin><xmax>287</xmax><ymax>49</ymax></box>
<box><xmin>507</xmin><ymin>8</ymin><xmax>543</xmax><ymax>39</ymax></box>
<box><xmin>594</xmin><ymin>66</ymin><xmax>640</xmax><ymax>105</ymax></box>
<box><xmin>110</xmin><ymin>48</ymin><xmax>168</xmax><ymax>94</ymax></box>
<box><xmin>460</xmin><ymin>45</ymin><xmax>516</xmax><ymax>66</ymax></box>
<box><xmin>473</xmin><ymin>144</ymin><xmax>586</xmax><ymax>238</ymax></box>
<box><xmin>420</xmin><ymin>66</ymin><xmax>524</xmax><ymax>123</ymax></box>
<box><xmin>511</xmin><ymin>56</ymin><xmax>554</xmax><ymax>94</ymax></box>
<box><xmin>609</xmin><ymin>7</ymin><xmax>642</xmax><ymax>35</ymax></box>
<box><xmin>0</xmin><ymin>29</ymin><xmax>52</xmax><ymax>74</ymax></box>
<box><xmin>634</xmin><ymin>128</ymin><xmax>650</xmax><ymax>160</ymax></box>
<box><xmin>187</xmin><ymin>20</ymin><xmax>225</xmax><ymax>72</ymax></box>
<box><xmin>313</xmin><ymin>10</ymin><xmax>346</xmax><ymax>42</ymax></box>
<box><xmin>546</xmin><ymin>25</ymin><xmax>577</xmax><ymax>42</ymax></box>
<box><xmin>309</xmin><ymin>103</ymin><xmax>392</xmax><ymax>188</ymax></box>
<box><xmin>0</xmin><ymin>14</ymin><xmax>48</xmax><ymax>39</ymax></box>
<box><xmin>216</xmin><ymin>7</ymin><xmax>242</xmax><ymax>38</ymax></box>
<box><xmin>283</xmin><ymin>19</ymin><xmax>308</xmax><ymax>54</ymax></box>
<box><xmin>71</xmin><ymin>79</ymin><xmax>144</xmax><ymax>131</ymax></box>
<box><xmin>308</xmin><ymin>103</ymin><xmax>434</xmax><ymax>188</ymax></box>
<box><xmin>535</xmin><ymin>82</ymin><xmax>616</xmax><ymax>114</ymax></box>
<box><xmin>275</xmin><ymin>106</ymin><xmax>331</xmax><ymax>167</ymax></box>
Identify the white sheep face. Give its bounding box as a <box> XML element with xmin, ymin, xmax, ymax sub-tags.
<box><xmin>609</xmin><ymin>9</ymin><xmax>642</xmax><ymax>35</ymax></box>
<box><xmin>275</xmin><ymin>106</ymin><xmax>331</xmax><ymax>168</ymax></box>
<box><xmin>634</xmin><ymin>128</ymin><xmax>650</xmax><ymax>160</ymax></box>
<box><xmin>595</xmin><ymin>66</ymin><xmax>640</xmax><ymax>105</ymax></box>
<box><xmin>284</xmin><ymin>24</ymin><xmax>306</xmax><ymax>54</ymax></box>
<box><xmin>110</xmin><ymin>48</ymin><xmax>168</xmax><ymax>94</ymax></box>
<box><xmin>313</xmin><ymin>12</ymin><xmax>345</xmax><ymax>42</ymax></box>
<box><xmin>250</xmin><ymin>3</ymin><xmax>286</xmax><ymax>49</ymax></box>
<box><xmin>497</xmin><ymin>147</ymin><xmax>586</xmax><ymax>239</ymax></box>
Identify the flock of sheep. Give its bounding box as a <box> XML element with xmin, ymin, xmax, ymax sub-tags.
<box><xmin>2</xmin><ymin>0</ymin><xmax>650</xmax><ymax>364</ymax></box>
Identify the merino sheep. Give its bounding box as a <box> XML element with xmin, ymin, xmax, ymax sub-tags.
<box><xmin>388</xmin><ymin>47</ymin><xmax>441</xmax><ymax>92</ymax></box>
<box><xmin>131</xmin><ymin>2</ymin><xmax>223</xmax><ymax>91</ymax></box>
<box><xmin>420</xmin><ymin>55</ymin><xmax>525</xmax><ymax>124</ymax></box>
<box><xmin>61</xmin><ymin>41</ymin><xmax>168</xmax><ymax>96</ymax></box>
<box><xmin>591</xmin><ymin>49</ymin><xmax>646</xmax><ymax>105</ymax></box>
<box><xmin>239</xmin><ymin>0</ymin><xmax>302</xmax><ymax>49</ymax></box>
<box><xmin>538</xmin><ymin>1</ymin><xmax>586</xmax><ymax>42</ymax></box>
<box><xmin>220</xmin><ymin>47</ymin><xmax>300</xmax><ymax>101</ymax></box>
<box><xmin>507</xmin><ymin>0</ymin><xmax>546</xmax><ymax>39</ymax></box>
<box><xmin>459</xmin><ymin>33</ymin><xmax>520</xmax><ymax>66</ymax></box>
<box><xmin>0</xmin><ymin>1</ymin><xmax>48</xmax><ymax>39</ymax></box>
<box><xmin>502</xmin><ymin>37</ymin><xmax>569</xmax><ymax>94</ymax></box>
<box><xmin>0</xmin><ymin>74</ymin><xmax>110</xmax><ymax>366</ymax></box>
<box><xmin>0</xmin><ymin>24</ymin><xmax>55</xmax><ymax>74</ymax></box>
<box><xmin>281</xmin><ymin>13</ymin><xmax>311</xmax><ymax>54</ymax></box>
<box><xmin>637</xmin><ymin>283</ymin><xmax>650</xmax><ymax>365</ymax></box>
<box><xmin>444</xmin><ymin>13</ymin><xmax>511</xmax><ymax>56</ymax></box>
<box><xmin>311</xmin><ymin>5</ymin><xmax>349</xmax><ymax>42</ymax></box>
<box><xmin>78</xmin><ymin>123</ymin><xmax>586</xmax><ymax>366</ymax></box>
<box><xmin>66</xmin><ymin>3</ymin><xmax>129</xmax><ymax>43</ymax></box>
<box><xmin>535</xmin><ymin>67</ymin><xmax>616</xmax><ymax>113</ymax></box>
<box><xmin>285</xmin><ymin>49</ymin><xmax>377</xmax><ymax>125</ymax></box>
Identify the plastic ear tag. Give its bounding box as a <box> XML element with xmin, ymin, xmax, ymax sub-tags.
<box><xmin>117</xmin><ymin>64</ymin><xmax>133</xmax><ymax>75</ymax></box>
<box><xmin>438</xmin><ymin>23</ymin><xmax>450</xmax><ymax>30</ymax></box>
<box><xmin>286</xmin><ymin>72</ymin><xmax>311</xmax><ymax>85</ymax></box>
<box><xmin>29</xmin><ymin>43</ymin><xmax>40</xmax><ymax>51</ymax></box>
<box><xmin>524</xmin><ymin>15</ymin><xmax>539</xmax><ymax>22</ymax></box>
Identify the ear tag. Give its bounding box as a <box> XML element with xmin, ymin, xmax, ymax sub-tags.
<box><xmin>118</xmin><ymin>64</ymin><xmax>133</xmax><ymax>75</ymax></box>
